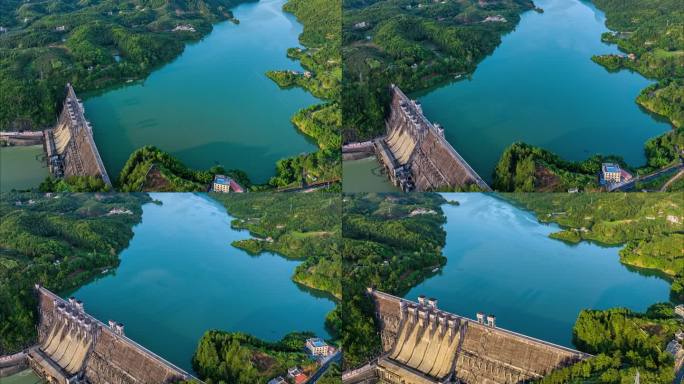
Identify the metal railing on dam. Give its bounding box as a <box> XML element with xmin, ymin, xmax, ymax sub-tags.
<box><xmin>343</xmin><ymin>288</ymin><xmax>590</xmax><ymax>384</ymax></box>
<box><xmin>375</xmin><ymin>85</ymin><xmax>491</xmax><ymax>192</ymax></box>
<box><xmin>30</xmin><ymin>284</ymin><xmax>199</xmax><ymax>384</ymax></box>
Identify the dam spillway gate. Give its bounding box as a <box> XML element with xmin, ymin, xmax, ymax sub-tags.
<box><xmin>26</xmin><ymin>285</ymin><xmax>193</xmax><ymax>384</ymax></box>
<box><xmin>375</xmin><ymin>85</ymin><xmax>491</xmax><ymax>192</ymax></box>
<box><xmin>43</xmin><ymin>84</ymin><xmax>111</xmax><ymax>186</ymax></box>
<box><xmin>343</xmin><ymin>289</ymin><xmax>590</xmax><ymax>384</ymax></box>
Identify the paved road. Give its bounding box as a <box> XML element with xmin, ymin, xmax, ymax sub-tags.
<box><xmin>674</xmin><ymin>360</ymin><xmax>684</xmax><ymax>384</ymax></box>
<box><xmin>276</xmin><ymin>178</ymin><xmax>340</xmax><ymax>193</ymax></box>
<box><xmin>610</xmin><ymin>162</ymin><xmax>683</xmax><ymax>191</ymax></box>
<box><xmin>660</xmin><ymin>169</ymin><xmax>684</xmax><ymax>191</ymax></box>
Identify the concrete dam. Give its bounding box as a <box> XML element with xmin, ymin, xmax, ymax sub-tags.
<box><xmin>342</xmin><ymin>289</ymin><xmax>589</xmax><ymax>384</ymax></box>
<box><xmin>24</xmin><ymin>285</ymin><xmax>193</xmax><ymax>384</ymax></box>
<box><xmin>374</xmin><ymin>85</ymin><xmax>491</xmax><ymax>192</ymax></box>
<box><xmin>43</xmin><ymin>84</ymin><xmax>111</xmax><ymax>186</ymax></box>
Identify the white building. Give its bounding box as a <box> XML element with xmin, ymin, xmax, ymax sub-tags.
<box><xmin>601</xmin><ymin>163</ymin><xmax>622</xmax><ymax>183</ymax></box>
<box><xmin>306</xmin><ymin>337</ymin><xmax>334</xmax><ymax>357</ymax></box>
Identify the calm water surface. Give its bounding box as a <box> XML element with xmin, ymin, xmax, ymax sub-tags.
<box><xmin>414</xmin><ymin>0</ymin><xmax>671</xmax><ymax>181</ymax></box>
<box><xmin>343</xmin><ymin>157</ymin><xmax>398</xmax><ymax>193</ymax></box>
<box><xmin>405</xmin><ymin>193</ymin><xmax>670</xmax><ymax>348</ymax></box>
<box><xmin>0</xmin><ymin>146</ymin><xmax>48</xmax><ymax>192</ymax></box>
<box><xmin>66</xmin><ymin>193</ymin><xmax>334</xmax><ymax>372</ymax></box>
<box><xmin>0</xmin><ymin>370</ymin><xmax>43</xmax><ymax>384</ymax></box>
<box><xmin>85</xmin><ymin>0</ymin><xmax>318</xmax><ymax>183</ymax></box>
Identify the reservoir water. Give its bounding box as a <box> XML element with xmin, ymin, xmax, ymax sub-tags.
<box><xmin>414</xmin><ymin>0</ymin><xmax>671</xmax><ymax>181</ymax></box>
<box><xmin>0</xmin><ymin>146</ymin><xmax>48</xmax><ymax>192</ymax></box>
<box><xmin>65</xmin><ymin>193</ymin><xmax>334</xmax><ymax>372</ymax></box>
<box><xmin>84</xmin><ymin>0</ymin><xmax>318</xmax><ymax>183</ymax></box>
<box><xmin>405</xmin><ymin>193</ymin><xmax>670</xmax><ymax>348</ymax></box>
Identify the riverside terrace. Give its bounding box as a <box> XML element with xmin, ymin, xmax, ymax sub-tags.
<box><xmin>343</xmin><ymin>289</ymin><xmax>590</xmax><ymax>384</ymax></box>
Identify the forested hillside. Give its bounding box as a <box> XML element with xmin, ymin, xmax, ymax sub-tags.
<box><xmin>0</xmin><ymin>192</ymin><xmax>149</xmax><ymax>354</ymax></box>
<box><xmin>506</xmin><ymin>193</ymin><xmax>684</xmax><ymax>301</ymax></box>
<box><xmin>593</xmin><ymin>0</ymin><xmax>684</xmax><ymax>171</ymax></box>
<box><xmin>214</xmin><ymin>192</ymin><xmax>342</xmax><ymax>299</ymax></box>
<box><xmin>539</xmin><ymin>304</ymin><xmax>678</xmax><ymax>383</ymax></box>
<box><xmin>488</xmin><ymin>0</ymin><xmax>684</xmax><ymax>192</ymax></box>
<box><xmin>116</xmin><ymin>146</ymin><xmax>251</xmax><ymax>192</ymax></box>
<box><xmin>192</xmin><ymin>331</ymin><xmax>322</xmax><ymax>384</ymax></box>
<box><xmin>342</xmin><ymin>0</ymin><xmax>534</xmax><ymax>141</ymax></box>
<box><xmin>267</xmin><ymin>0</ymin><xmax>343</xmax><ymax>189</ymax></box>
<box><xmin>0</xmin><ymin>0</ymin><xmax>248</xmax><ymax>130</ymax></box>
<box><xmin>189</xmin><ymin>192</ymin><xmax>341</xmax><ymax>383</ymax></box>
<box><xmin>341</xmin><ymin>193</ymin><xmax>448</xmax><ymax>367</ymax></box>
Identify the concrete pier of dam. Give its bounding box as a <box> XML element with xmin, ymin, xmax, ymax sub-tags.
<box><xmin>15</xmin><ymin>284</ymin><xmax>195</xmax><ymax>384</ymax></box>
<box><xmin>374</xmin><ymin>85</ymin><xmax>491</xmax><ymax>192</ymax></box>
<box><xmin>342</xmin><ymin>289</ymin><xmax>589</xmax><ymax>384</ymax></box>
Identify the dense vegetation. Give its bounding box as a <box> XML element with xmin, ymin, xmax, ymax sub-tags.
<box><xmin>39</xmin><ymin>175</ymin><xmax>111</xmax><ymax>192</ymax></box>
<box><xmin>538</xmin><ymin>304</ymin><xmax>679</xmax><ymax>383</ymax></box>
<box><xmin>341</xmin><ymin>193</ymin><xmax>448</xmax><ymax>367</ymax></box>
<box><xmin>339</xmin><ymin>192</ymin><xmax>683</xmax><ymax>380</ymax></box>
<box><xmin>317</xmin><ymin>363</ymin><xmax>342</xmax><ymax>384</ymax></box>
<box><xmin>193</xmin><ymin>331</ymin><xmax>321</xmax><ymax>384</ymax></box>
<box><xmin>592</xmin><ymin>0</ymin><xmax>683</xmax><ymax>129</ymax></box>
<box><xmin>213</xmin><ymin>192</ymin><xmax>341</xmax><ymax>299</ymax></box>
<box><xmin>0</xmin><ymin>192</ymin><xmax>149</xmax><ymax>354</ymax></box>
<box><xmin>0</xmin><ymin>0</ymin><xmax>247</xmax><ymax>130</ymax></box>
<box><xmin>342</xmin><ymin>0</ymin><xmax>534</xmax><ymax>141</ymax></box>
<box><xmin>116</xmin><ymin>145</ymin><xmax>250</xmax><ymax>192</ymax></box>
<box><xmin>492</xmin><ymin>142</ymin><xmax>629</xmax><ymax>192</ymax></box>
<box><xmin>1</xmin><ymin>0</ymin><xmax>342</xmax><ymax>192</ymax></box>
<box><xmin>266</xmin><ymin>0</ymin><xmax>342</xmax><ymax>190</ymax></box>
<box><xmin>493</xmin><ymin>126</ymin><xmax>684</xmax><ymax>192</ymax></box>
<box><xmin>486</xmin><ymin>0</ymin><xmax>684</xmax><ymax>191</ymax></box>
<box><xmin>637</xmin><ymin>80</ymin><xmax>684</xmax><ymax>129</ymax></box>
<box><xmin>594</xmin><ymin>0</ymin><xmax>684</xmax><ymax>180</ymax></box>
<box><xmin>189</xmin><ymin>192</ymin><xmax>341</xmax><ymax>383</ymax></box>
<box><xmin>496</xmin><ymin>0</ymin><xmax>684</xmax><ymax>192</ymax></box>
<box><xmin>506</xmin><ymin>193</ymin><xmax>684</xmax><ymax>301</ymax></box>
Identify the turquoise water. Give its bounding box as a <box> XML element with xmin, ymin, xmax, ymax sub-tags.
<box><xmin>414</xmin><ymin>0</ymin><xmax>671</xmax><ymax>181</ymax></box>
<box><xmin>84</xmin><ymin>0</ymin><xmax>318</xmax><ymax>183</ymax></box>
<box><xmin>66</xmin><ymin>193</ymin><xmax>334</xmax><ymax>372</ymax></box>
<box><xmin>405</xmin><ymin>193</ymin><xmax>671</xmax><ymax>348</ymax></box>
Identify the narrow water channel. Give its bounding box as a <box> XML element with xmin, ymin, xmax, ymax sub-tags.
<box><xmin>65</xmin><ymin>193</ymin><xmax>334</xmax><ymax>372</ymax></box>
<box><xmin>0</xmin><ymin>146</ymin><xmax>48</xmax><ymax>192</ymax></box>
<box><xmin>84</xmin><ymin>0</ymin><xmax>319</xmax><ymax>183</ymax></box>
<box><xmin>405</xmin><ymin>193</ymin><xmax>670</xmax><ymax>347</ymax></box>
<box><xmin>343</xmin><ymin>157</ymin><xmax>399</xmax><ymax>193</ymax></box>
